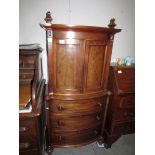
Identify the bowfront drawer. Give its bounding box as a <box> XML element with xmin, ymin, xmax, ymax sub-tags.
<box><xmin>51</xmin><ymin>125</ymin><xmax>101</xmax><ymax>146</ymax></box>
<box><xmin>51</xmin><ymin>112</ymin><xmax>103</xmax><ymax>131</ymax></box>
<box><xmin>119</xmin><ymin>95</ymin><xmax>135</xmax><ymax>108</ymax></box>
<box><xmin>50</xmin><ymin>97</ymin><xmax>106</xmax><ymax>114</ymax></box>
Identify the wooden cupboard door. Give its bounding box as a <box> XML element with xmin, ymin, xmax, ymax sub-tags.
<box><xmin>53</xmin><ymin>39</ymin><xmax>84</xmax><ymax>93</ymax></box>
<box><xmin>84</xmin><ymin>40</ymin><xmax>107</xmax><ymax>92</ymax></box>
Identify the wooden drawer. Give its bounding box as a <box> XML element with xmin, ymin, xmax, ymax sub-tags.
<box><xmin>114</xmin><ymin>67</ymin><xmax>135</xmax><ymax>93</ymax></box>
<box><xmin>19</xmin><ymin>148</ymin><xmax>39</xmax><ymax>155</ymax></box>
<box><xmin>119</xmin><ymin>95</ymin><xmax>135</xmax><ymax>108</ymax></box>
<box><xmin>19</xmin><ymin>118</ymin><xmax>37</xmax><ymax>141</ymax></box>
<box><xmin>113</xmin><ymin>107</ymin><xmax>135</xmax><ymax>122</ymax></box>
<box><xmin>20</xmin><ymin>69</ymin><xmax>34</xmax><ymax>74</ymax></box>
<box><xmin>19</xmin><ymin>73</ymin><xmax>34</xmax><ymax>80</ymax></box>
<box><xmin>20</xmin><ymin>56</ymin><xmax>35</xmax><ymax>68</ymax></box>
<box><xmin>111</xmin><ymin>121</ymin><xmax>135</xmax><ymax>135</ymax></box>
<box><xmin>51</xmin><ymin>125</ymin><xmax>101</xmax><ymax>146</ymax></box>
<box><xmin>50</xmin><ymin>112</ymin><xmax>103</xmax><ymax>131</ymax></box>
<box><xmin>50</xmin><ymin>97</ymin><xmax>106</xmax><ymax>114</ymax></box>
<box><xmin>19</xmin><ymin>141</ymin><xmax>38</xmax><ymax>151</ymax></box>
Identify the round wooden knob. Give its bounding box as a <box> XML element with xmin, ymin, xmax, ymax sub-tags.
<box><xmin>19</xmin><ymin>126</ymin><xmax>28</xmax><ymax>132</ymax></box>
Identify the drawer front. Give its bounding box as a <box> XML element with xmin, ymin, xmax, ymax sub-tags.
<box><xmin>19</xmin><ymin>56</ymin><xmax>35</xmax><ymax>68</ymax></box>
<box><xmin>20</xmin><ymin>69</ymin><xmax>34</xmax><ymax>74</ymax></box>
<box><xmin>19</xmin><ymin>148</ymin><xmax>39</xmax><ymax>155</ymax></box>
<box><xmin>51</xmin><ymin>126</ymin><xmax>101</xmax><ymax>146</ymax></box>
<box><xmin>50</xmin><ymin>97</ymin><xmax>106</xmax><ymax>114</ymax></box>
<box><xmin>19</xmin><ymin>73</ymin><xmax>34</xmax><ymax>80</ymax></box>
<box><xmin>114</xmin><ymin>67</ymin><xmax>135</xmax><ymax>93</ymax></box>
<box><xmin>19</xmin><ymin>141</ymin><xmax>38</xmax><ymax>151</ymax></box>
<box><xmin>119</xmin><ymin>95</ymin><xmax>135</xmax><ymax>108</ymax></box>
<box><xmin>19</xmin><ymin>118</ymin><xmax>37</xmax><ymax>142</ymax></box>
<box><xmin>112</xmin><ymin>121</ymin><xmax>135</xmax><ymax>135</ymax></box>
<box><xmin>114</xmin><ymin>107</ymin><xmax>135</xmax><ymax>122</ymax></box>
<box><xmin>50</xmin><ymin>112</ymin><xmax>103</xmax><ymax>131</ymax></box>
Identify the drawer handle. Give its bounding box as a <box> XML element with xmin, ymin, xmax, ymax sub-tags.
<box><xmin>96</xmin><ymin>115</ymin><xmax>101</xmax><ymax>121</ymax></box>
<box><xmin>19</xmin><ymin>126</ymin><xmax>28</xmax><ymax>132</ymax></box>
<box><xmin>19</xmin><ymin>142</ymin><xmax>31</xmax><ymax>149</ymax></box>
<box><xmin>97</xmin><ymin>102</ymin><xmax>102</xmax><ymax>107</ymax></box>
<box><xmin>94</xmin><ymin>130</ymin><xmax>98</xmax><ymax>135</ymax></box>
<box><xmin>57</xmin><ymin>105</ymin><xmax>64</xmax><ymax>111</ymax></box>
<box><xmin>57</xmin><ymin>120</ymin><xmax>63</xmax><ymax>126</ymax></box>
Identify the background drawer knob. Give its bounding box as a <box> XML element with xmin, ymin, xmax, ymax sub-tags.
<box><xmin>96</xmin><ymin>115</ymin><xmax>101</xmax><ymax>120</ymax></box>
<box><xmin>19</xmin><ymin>126</ymin><xmax>28</xmax><ymax>132</ymax></box>
<box><xmin>19</xmin><ymin>142</ymin><xmax>31</xmax><ymax>149</ymax></box>
<box><xmin>97</xmin><ymin>102</ymin><xmax>102</xmax><ymax>107</ymax></box>
<box><xmin>94</xmin><ymin>130</ymin><xmax>98</xmax><ymax>135</ymax></box>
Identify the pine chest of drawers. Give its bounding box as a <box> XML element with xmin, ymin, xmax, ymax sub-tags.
<box><xmin>104</xmin><ymin>65</ymin><xmax>135</xmax><ymax>148</ymax></box>
<box><xmin>41</xmin><ymin>11</ymin><xmax>121</xmax><ymax>154</ymax></box>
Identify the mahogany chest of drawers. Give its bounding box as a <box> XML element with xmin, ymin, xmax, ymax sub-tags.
<box><xmin>41</xmin><ymin>12</ymin><xmax>121</xmax><ymax>154</ymax></box>
<box><xmin>104</xmin><ymin>65</ymin><xmax>135</xmax><ymax>148</ymax></box>
<box><xmin>19</xmin><ymin>46</ymin><xmax>46</xmax><ymax>155</ymax></box>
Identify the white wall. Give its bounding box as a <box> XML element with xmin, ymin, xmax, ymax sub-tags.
<box><xmin>19</xmin><ymin>0</ymin><xmax>135</xmax><ymax>80</ymax></box>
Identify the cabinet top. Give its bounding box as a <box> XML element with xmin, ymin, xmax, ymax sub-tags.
<box><xmin>40</xmin><ymin>23</ymin><xmax>121</xmax><ymax>33</ymax></box>
<box><xmin>19</xmin><ymin>44</ymin><xmax>43</xmax><ymax>55</ymax></box>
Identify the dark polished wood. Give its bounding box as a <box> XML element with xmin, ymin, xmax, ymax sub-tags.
<box><xmin>19</xmin><ymin>47</ymin><xmax>46</xmax><ymax>155</ymax></box>
<box><xmin>41</xmin><ymin>12</ymin><xmax>121</xmax><ymax>154</ymax></box>
<box><xmin>104</xmin><ymin>65</ymin><xmax>135</xmax><ymax>148</ymax></box>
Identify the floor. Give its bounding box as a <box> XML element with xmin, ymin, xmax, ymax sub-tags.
<box><xmin>45</xmin><ymin>134</ymin><xmax>135</xmax><ymax>155</ymax></box>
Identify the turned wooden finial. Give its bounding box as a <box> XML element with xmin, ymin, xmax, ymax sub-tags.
<box><xmin>108</xmin><ymin>18</ymin><xmax>116</xmax><ymax>28</ymax></box>
<box><xmin>44</xmin><ymin>11</ymin><xmax>53</xmax><ymax>23</ymax></box>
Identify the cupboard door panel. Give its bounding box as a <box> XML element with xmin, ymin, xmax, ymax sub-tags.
<box><xmin>84</xmin><ymin>40</ymin><xmax>107</xmax><ymax>91</ymax></box>
<box><xmin>53</xmin><ymin>39</ymin><xmax>83</xmax><ymax>93</ymax></box>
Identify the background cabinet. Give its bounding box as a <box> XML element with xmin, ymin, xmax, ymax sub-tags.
<box><xmin>104</xmin><ymin>65</ymin><xmax>135</xmax><ymax>148</ymax></box>
<box><xmin>19</xmin><ymin>46</ymin><xmax>46</xmax><ymax>155</ymax></box>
